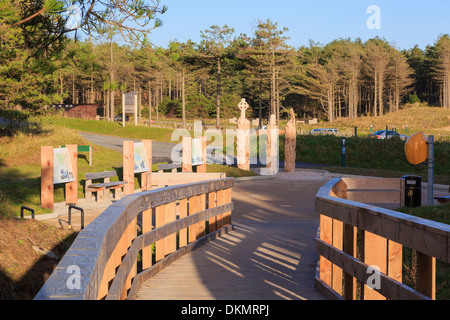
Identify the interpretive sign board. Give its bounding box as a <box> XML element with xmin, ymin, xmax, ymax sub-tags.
<box><xmin>53</xmin><ymin>148</ymin><xmax>75</xmax><ymax>184</ymax></box>
<box><xmin>192</xmin><ymin>138</ymin><xmax>203</xmax><ymax>166</ymax></box>
<box><xmin>134</xmin><ymin>142</ymin><xmax>150</xmax><ymax>173</ymax></box>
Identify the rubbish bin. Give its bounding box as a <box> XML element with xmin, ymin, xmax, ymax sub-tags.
<box><xmin>402</xmin><ymin>175</ymin><xmax>422</xmax><ymax>207</ymax></box>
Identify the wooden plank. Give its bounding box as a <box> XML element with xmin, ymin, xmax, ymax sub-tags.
<box><xmin>41</xmin><ymin>146</ymin><xmax>54</xmax><ymax>210</ymax></box>
<box><xmin>319</xmin><ymin>215</ymin><xmax>332</xmax><ymax>287</ymax></box>
<box><xmin>85</xmin><ymin>171</ymin><xmax>117</xmax><ymax>180</ymax></box>
<box><xmin>196</xmin><ymin>136</ymin><xmax>207</xmax><ymax>173</ymax></box>
<box><xmin>155</xmin><ymin>205</ymin><xmax>165</xmax><ymax>262</ymax></box>
<box><xmin>140</xmin><ymin>139</ymin><xmax>152</xmax><ymax>191</ymax></box>
<box><xmin>388</xmin><ymin>240</ymin><xmax>402</xmax><ymax>285</ymax></box>
<box><xmin>363</xmin><ymin>231</ymin><xmax>387</xmax><ymax>300</ymax></box>
<box><xmin>216</xmin><ymin>189</ymin><xmax>224</xmax><ymax>230</ymax></box>
<box><xmin>343</xmin><ymin>224</ymin><xmax>357</xmax><ymax>300</ymax></box>
<box><xmin>65</xmin><ymin>144</ymin><xmax>78</xmax><ymax>205</ymax></box>
<box><xmin>88</xmin><ymin>181</ymin><xmax>127</xmax><ymax>189</ymax></box>
<box><xmin>158</xmin><ymin>163</ymin><xmax>181</xmax><ymax>171</ymax></box>
<box><xmin>182</xmin><ymin>136</ymin><xmax>192</xmax><ymax>172</ymax></box>
<box><xmin>147</xmin><ymin>172</ymin><xmax>225</xmax><ymax>187</ymax></box>
<box><xmin>332</xmin><ymin>219</ymin><xmax>343</xmax><ymax>295</ymax></box>
<box><xmin>164</xmin><ymin>202</ymin><xmax>177</xmax><ymax>255</ymax></box>
<box><xmin>342</xmin><ymin>177</ymin><xmax>400</xmax><ymax>190</ymax></box>
<box><xmin>123</xmin><ymin>141</ymin><xmax>134</xmax><ymax>195</ymax></box>
<box><xmin>178</xmin><ymin>198</ymin><xmax>188</xmax><ymax>248</ymax></box>
<box><xmin>347</xmin><ymin>190</ymin><xmax>401</xmax><ymax>204</ymax></box>
<box><xmin>223</xmin><ymin>188</ymin><xmax>232</xmax><ymax>227</ymax></box>
<box><xmin>208</xmin><ymin>192</ymin><xmax>216</xmax><ymax>233</ymax></box>
<box><xmin>196</xmin><ymin>194</ymin><xmax>206</xmax><ymax>239</ymax></box>
<box><xmin>188</xmin><ymin>196</ymin><xmax>197</xmax><ymax>243</ymax></box>
<box><xmin>142</xmin><ymin>209</ymin><xmax>152</xmax><ymax>270</ymax></box>
<box><xmin>416</xmin><ymin>252</ymin><xmax>436</xmax><ymax>299</ymax></box>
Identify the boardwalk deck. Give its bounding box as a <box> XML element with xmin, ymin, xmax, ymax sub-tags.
<box><xmin>133</xmin><ymin>174</ymin><xmax>328</xmax><ymax>300</ymax></box>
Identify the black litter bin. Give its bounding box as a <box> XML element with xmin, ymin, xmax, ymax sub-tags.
<box><xmin>402</xmin><ymin>175</ymin><xmax>422</xmax><ymax>207</ymax></box>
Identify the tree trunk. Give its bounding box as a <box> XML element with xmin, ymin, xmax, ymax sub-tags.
<box><xmin>216</xmin><ymin>57</ymin><xmax>221</xmax><ymax>128</ymax></box>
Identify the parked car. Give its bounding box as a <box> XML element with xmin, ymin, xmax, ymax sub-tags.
<box><xmin>369</xmin><ymin>130</ymin><xmax>408</xmax><ymax>140</ymax></box>
<box><xmin>310</xmin><ymin>128</ymin><xmax>340</xmax><ymax>135</ymax></box>
<box><xmin>114</xmin><ymin>114</ymin><xmax>129</xmax><ymax>122</ymax></box>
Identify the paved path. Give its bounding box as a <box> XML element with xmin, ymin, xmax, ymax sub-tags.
<box><xmin>133</xmin><ymin>173</ymin><xmax>329</xmax><ymax>300</ymax></box>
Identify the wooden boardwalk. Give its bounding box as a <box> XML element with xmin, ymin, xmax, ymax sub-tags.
<box><xmin>133</xmin><ymin>174</ymin><xmax>328</xmax><ymax>300</ymax></box>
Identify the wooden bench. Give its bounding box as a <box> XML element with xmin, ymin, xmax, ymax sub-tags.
<box><xmin>85</xmin><ymin>171</ymin><xmax>128</xmax><ymax>202</ymax></box>
<box><xmin>157</xmin><ymin>163</ymin><xmax>181</xmax><ymax>173</ymax></box>
<box><xmin>434</xmin><ymin>196</ymin><xmax>450</xmax><ymax>204</ymax></box>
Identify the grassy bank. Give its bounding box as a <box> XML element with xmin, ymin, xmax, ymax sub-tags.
<box><xmin>0</xmin><ymin>122</ymin><xmax>253</xmax><ymax>218</ymax></box>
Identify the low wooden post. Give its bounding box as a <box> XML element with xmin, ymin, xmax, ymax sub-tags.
<box><xmin>196</xmin><ymin>136</ymin><xmax>207</xmax><ymax>173</ymax></box>
<box><xmin>123</xmin><ymin>141</ymin><xmax>134</xmax><ymax>196</ymax></box>
<box><xmin>65</xmin><ymin>144</ymin><xmax>78</xmax><ymax>205</ymax></box>
<box><xmin>182</xmin><ymin>136</ymin><xmax>192</xmax><ymax>172</ymax></box>
<box><xmin>140</xmin><ymin>140</ymin><xmax>152</xmax><ymax>191</ymax></box>
<box><xmin>41</xmin><ymin>146</ymin><xmax>54</xmax><ymax>210</ymax></box>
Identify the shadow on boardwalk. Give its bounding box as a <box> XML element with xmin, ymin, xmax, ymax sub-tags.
<box><xmin>134</xmin><ymin>174</ymin><xmax>328</xmax><ymax>300</ymax></box>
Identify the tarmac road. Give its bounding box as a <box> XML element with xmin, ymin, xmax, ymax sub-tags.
<box><xmin>78</xmin><ymin>131</ymin><xmax>177</xmax><ymax>163</ymax></box>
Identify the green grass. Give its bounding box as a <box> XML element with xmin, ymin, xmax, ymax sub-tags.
<box><xmin>36</xmin><ymin>115</ymin><xmax>178</xmax><ymax>143</ymax></box>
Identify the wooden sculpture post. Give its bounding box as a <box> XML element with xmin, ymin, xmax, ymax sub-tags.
<box><xmin>266</xmin><ymin>114</ymin><xmax>279</xmax><ymax>175</ymax></box>
<box><xmin>284</xmin><ymin>108</ymin><xmax>297</xmax><ymax>172</ymax></box>
<box><xmin>237</xmin><ymin>98</ymin><xmax>250</xmax><ymax>171</ymax></box>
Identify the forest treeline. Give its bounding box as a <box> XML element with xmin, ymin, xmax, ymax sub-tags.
<box><xmin>1</xmin><ymin>14</ymin><xmax>450</xmax><ymax>126</ymax></box>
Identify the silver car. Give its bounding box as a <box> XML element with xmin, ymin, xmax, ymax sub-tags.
<box><xmin>369</xmin><ymin>130</ymin><xmax>408</xmax><ymax>140</ymax></box>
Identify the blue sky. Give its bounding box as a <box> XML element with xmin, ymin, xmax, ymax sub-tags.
<box><xmin>146</xmin><ymin>0</ymin><xmax>450</xmax><ymax>50</ymax></box>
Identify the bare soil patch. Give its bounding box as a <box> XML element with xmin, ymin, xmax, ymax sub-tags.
<box><xmin>0</xmin><ymin>218</ymin><xmax>76</xmax><ymax>300</ymax></box>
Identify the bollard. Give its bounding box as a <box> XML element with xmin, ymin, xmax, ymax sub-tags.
<box><xmin>341</xmin><ymin>138</ymin><xmax>346</xmax><ymax>167</ymax></box>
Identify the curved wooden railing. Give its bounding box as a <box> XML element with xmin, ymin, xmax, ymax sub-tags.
<box><xmin>315</xmin><ymin>177</ymin><xmax>450</xmax><ymax>300</ymax></box>
<box><xmin>35</xmin><ymin>178</ymin><xmax>234</xmax><ymax>300</ymax></box>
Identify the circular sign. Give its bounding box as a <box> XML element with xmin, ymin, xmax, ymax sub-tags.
<box><xmin>405</xmin><ymin>132</ymin><xmax>428</xmax><ymax>165</ymax></box>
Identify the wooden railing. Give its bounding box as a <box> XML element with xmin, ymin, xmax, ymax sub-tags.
<box><xmin>34</xmin><ymin>178</ymin><xmax>234</xmax><ymax>300</ymax></box>
<box><xmin>315</xmin><ymin>177</ymin><xmax>450</xmax><ymax>300</ymax></box>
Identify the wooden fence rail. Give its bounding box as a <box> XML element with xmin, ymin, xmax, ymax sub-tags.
<box><xmin>34</xmin><ymin>178</ymin><xmax>234</xmax><ymax>300</ymax></box>
<box><xmin>315</xmin><ymin>177</ymin><xmax>450</xmax><ymax>300</ymax></box>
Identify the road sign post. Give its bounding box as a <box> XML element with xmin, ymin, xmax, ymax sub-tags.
<box><xmin>341</xmin><ymin>138</ymin><xmax>346</xmax><ymax>167</ymax></box>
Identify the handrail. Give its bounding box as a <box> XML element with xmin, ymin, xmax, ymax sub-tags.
<box><xmin>34</xmin><ymin>177</ymin><xmax>234</xmax><ymax>300</ymax></box>
<box><xmin>315</xmin><ymin>177</ymin><xmax>450</xmax><ymax>300</ymax></box>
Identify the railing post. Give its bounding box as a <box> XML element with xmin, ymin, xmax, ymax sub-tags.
<box><xmin>179</xmin><ymin>199</ymin><xmax>188</xmax><ymax>247</ymax></box>
<box><xmin>142</xmin><ymin>208</ymin><xmax>153</xmax><ymax>270</ymax></box>
<box><xmin>188</xmin><ymin>196</ymin><xmax>198</xmax><ymax>243</ymax></box>
<box><xmin>416</xmin><ymin>252</ymin><xmax>436</xmax><ymax>299</ymax></box>
<box><xmin>155</xmin><ymin>205</ymin><xmax>165</xmax><ymax>262</ymax></box>
<box><xmin>208</xmin><ymin>191</ymin><xmax>217</xmax><ymax>233</ymax></box>
<box><xmin>363</xmin><ymin>231</ymin><xmax>387</xmax><ymax>300</ymax></box>
<box><xmin>319</xmin><ymin>214</ymin><xmax>333</xmax><ymax>287</ymax></box>
<box><xmin>343</xmin><ymin>224</ymin><xmax>357</xmax><ymax>300</ymax></box>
